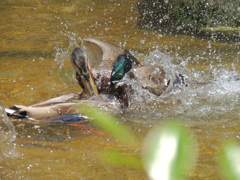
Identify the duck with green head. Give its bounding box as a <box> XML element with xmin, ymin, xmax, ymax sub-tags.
<box><xmin>5</xmin><ymin>38</ymin><xmax>169</xmax><ymax>121</ymax></box>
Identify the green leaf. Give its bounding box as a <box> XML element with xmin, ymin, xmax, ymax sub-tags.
<box><xmin>142</xmin><ymin>121</ymin><xmax>197</xmax><ymax>180</ymax></box>
<box><xmin>77</xmin><ymin>105</ymin><xmax>138</xmax><ymax>148</ymax></box>
<box><xmin>219</xmin><ymin>142</ymin><xmax>240</xmax><ymax>180</ymax></box>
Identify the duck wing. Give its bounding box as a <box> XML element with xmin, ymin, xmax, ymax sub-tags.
<box><xmin>6</xmin><ymin>93</ymin><xmax>81</xmax><ymax>120</ymax></box>
<box><xmin>31</xmin><ymin>93</ymin><xmax>81</xmax><ymax>107</ymax></box>
<box><xmin>5</xmin><ymin>94</ymin><xmax>122</xmax><ymax>121</ymax></box>
<box><xmin>83</xmin><ymin>38</ymin><xmax>139</xmax><ymax>71</ymax></box>
<box><xmin>6</xmin><ymin>103</ymin><xmax>77</xmax><ymax>120</ymax></box>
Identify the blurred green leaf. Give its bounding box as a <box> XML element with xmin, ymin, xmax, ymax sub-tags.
<box><xmin>77</xmin><ymin>105</ymin><xmax>138</xmax><ymax>148</ymax></box>
<box><xmin>142</xmin><ymin>121</ymin><xmax>197</xmax><ymax>180</ymax></box>
<box><xmin>219</xmin><ymin>142</ymin><xmax>240</xmax><ymax>180</ymax></box>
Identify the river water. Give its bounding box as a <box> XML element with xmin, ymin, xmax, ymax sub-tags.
<box><xmin>0</xmin><ymin>0</ymin><xmax>239</xmax><ymax>179</ymax></box>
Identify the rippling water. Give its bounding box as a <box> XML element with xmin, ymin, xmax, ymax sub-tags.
<box><xmin>0</xmin><ymin>0</ymin><xmax>239</xmax><ymax>179</ymax></box>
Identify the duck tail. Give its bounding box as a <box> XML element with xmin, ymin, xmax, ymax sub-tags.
<box><xmin>5</xmin><ymin>106</ymin><xmax>27</xmax><ymax>119</ymax></box>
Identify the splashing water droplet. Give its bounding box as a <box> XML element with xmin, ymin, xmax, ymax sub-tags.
<box><xmin>0</xmin><ymin>105</ymin><xmax>19</xmax><ymax>159</ymax></box>
<box><xmin>122</xmin><ymin>49</ymin><xmax>240</xmax><ymax>123</ymax></box>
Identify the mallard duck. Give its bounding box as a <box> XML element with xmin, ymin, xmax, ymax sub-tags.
<box><xmin>5</xmin><ymin>38</ymin><xmax>169</xmax><ymax>121</ymax></box>
<box><xmin>73</xmin><ymin>38</ymin><xmax>169</xmax><ymax>97</ymax></box>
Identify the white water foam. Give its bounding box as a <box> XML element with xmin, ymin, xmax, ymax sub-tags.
<box><xmin>123</xmin><ymin>49</ymin><xmax>240</xmax><ymax>122</ymax></box>
<box><xmin>0</xmin><ymin>105</ymin><xmax>19</xmax><ymax>160</ymax></box>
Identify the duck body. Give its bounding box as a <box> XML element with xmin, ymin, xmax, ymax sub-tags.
<box><xmin>5</xmin><ymin>38</ymin><xmax>177</xmax><ymax>121</ymax></box>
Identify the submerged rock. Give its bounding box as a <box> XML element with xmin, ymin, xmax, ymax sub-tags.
<box><xmin>137</xmin><ymin>0</ymin><xmax>240</xmax><ymax>40</ymax></box>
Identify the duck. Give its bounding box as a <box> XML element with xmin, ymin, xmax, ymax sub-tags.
<box><xmin>74</xmin><ymin>38</ymin><xmax>169</xmax><ymax>98</ymax></box>
<box><xmin>5</xmin><ymin>38</ymin><xmax>170</xmax><ymax>122</ymax></box>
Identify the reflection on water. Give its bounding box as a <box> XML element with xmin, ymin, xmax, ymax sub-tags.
<box><xmin>0</xmin><ymin>0</ymin><xmax>239</xmax><ymax>179</ymax></box>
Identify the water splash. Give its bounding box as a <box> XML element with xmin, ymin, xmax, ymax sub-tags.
<box><xmin>167</xmin><ymin>79</ymin><xmax>240</xmax><ymax>119</ymax></box>
<box><xmin>124</xmin><ymin>49</ymin><xmax>240</xmax><ymax>122</ymax></box>
<box><xmin>47</xmin><ymin>40</ymin><xmax>240</xmax><ymax>123</ymax></box>
<box><xmin>0</xmin><ymin>105</ymin><xmax>19</xmax><ymax>160</ymax></box>
<box><xmin>48</xmin><ymin>37</ymin><xmax>81</xmax><ymax>89</ymax></box>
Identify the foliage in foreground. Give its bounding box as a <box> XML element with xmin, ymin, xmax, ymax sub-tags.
<box><xmin>80</xmin><ymin>105</ymin><xmax>240</xmax><ymax>180</ymax></box>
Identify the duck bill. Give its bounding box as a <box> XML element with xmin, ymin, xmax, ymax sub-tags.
<box><xmin>81</xmin><ymin>70</ymin><xmax>98</xmax><ymax>96</ymax></box>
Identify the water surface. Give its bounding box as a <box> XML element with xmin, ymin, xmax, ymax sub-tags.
<box><xmin>0</xmin><ymin>0</ymin><xmax>240</xmax><ymax>179</ymax></box>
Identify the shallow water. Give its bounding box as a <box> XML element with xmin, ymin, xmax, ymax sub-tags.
<box><xmin>0</xmin><ymin>0</ymin><xmax>240</xmax><ymax>179</ymax></box>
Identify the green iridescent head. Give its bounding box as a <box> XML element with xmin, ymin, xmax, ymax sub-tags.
<box><xmin>110</xmin><ymin>54</ymin><xmax>132</xmax><ymax>83</ymax></box>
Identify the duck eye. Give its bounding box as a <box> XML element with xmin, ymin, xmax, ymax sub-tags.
<box><xmin>110</xmin><ymin>55</ymin><xmax>132</xmax><ymax>83</ymax></box>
